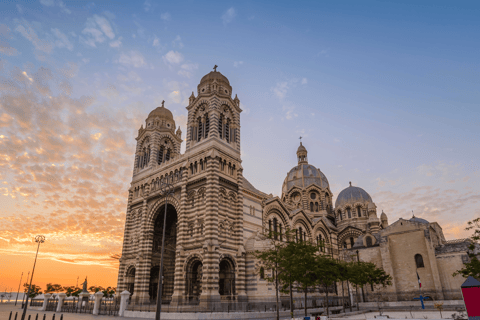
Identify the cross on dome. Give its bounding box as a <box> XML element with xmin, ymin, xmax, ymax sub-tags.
<box><xmin>162</xmin><ymin>100</ymin><xmax>165</xmax><ymax>107</ymax></box>
<box><xmin>213</xmin><ymin>65</ymin><xmax>218</xmax><ymax>72</ymax></box>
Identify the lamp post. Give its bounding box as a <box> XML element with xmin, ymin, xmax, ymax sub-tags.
<box><xmin>15</xmin><ymin>272</ymin><xmax>23</xmax><ymax>306</ymax></box>
<box><xmin>155</xmin><ymin>182</ymin><xmax>174</xmax><ymax>320</ymax></box>
<box><xmin>21</xmin><ymin>235</ymin><xmax>45</xmax><ymax>320</ymax></box>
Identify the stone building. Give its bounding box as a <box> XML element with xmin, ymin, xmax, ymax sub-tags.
<box><xmin>117</xmin><ymin>68</ymin><xmax>470</xmax><ymax>306</ymax></box>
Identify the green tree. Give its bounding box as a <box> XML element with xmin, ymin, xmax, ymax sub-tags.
<box><xmin>45</xmin><ymin>283</ymin><xmax>63</xmax><ymax>295</ymax></box>
<box><xmin>312</xmin><ymin>254</ymin><xmax>341</xmax><ymax>316</ymax></box>
<box><xmin>102</xmin><ymin>287</ymin><xmax>116</xmax><ymax>298</ymax></box>
<box><xmin>63</xmin><ymin>286</ymin><xmax>82</xmax><ymax>297</ymax></box>
<box><xmin>23</xmin><ymin>283</ymin><xmax>42</xmax><ymax>298</ymax></box>
<box><xmin>283</xmin><ymin>240</ymin><xmax>319</xmax><ymax>317</ymax></box>
<box><xmin>88</xmin><ymin>285</ymin><xmax>105</xmax><ymax>293</ymax></box>
<box><xmin>254</xmin><ymin>228</ymin><xmax>291</xmax><ymax>320</ymax></box>
<box><xmin>453</xmin><ymin>217</ymin><xmax>480</xmax><ymax>279</ymax></box>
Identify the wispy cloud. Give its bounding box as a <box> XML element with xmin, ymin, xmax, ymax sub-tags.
<box><xmin>39</xmin><ymin>0</ymin><xmax>71</xmax><ymax>14</ymax></box>
<box><xmin>163</xmin><ymin>50</ymin><xmax>184</xmax><ymax>65</ymax></box>
<box><xmin>51</xmin><ymin>28</ymin><xmax>73</xmax><ymax>51</ymax></box>
<box><xmin>161</xmin><ymin>12</ymin><xmax>171</xmax><ymax>22</ymax></box>
<box><xmin>234</xmin><ymin>61</ymin><xmax>244</xmax><ymax>67</ymax></box>
<box><xmin>116</xmin><ymin>50</ymin><xmax>147</xmax><ymax>68</ymax></box>
<box><xmin>143</xmin><ymin>0</ymin><xmax>151</xmax><ymax>12</ymax></box>
<box><xmin>0</xmin><ymin>24</ymin><xmax>19</xmax><ymax>56</ymax></box>
<box><xmin>81</xmin><ymin>14</ymin><xmax>116</xmax><ymax>47</ymax></box>
<box><xmin>222</xmin><ymin>7</ymin><xmax>236</xmax><ymax>25</ymax></box>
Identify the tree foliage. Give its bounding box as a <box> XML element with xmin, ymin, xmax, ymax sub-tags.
<box><xmin>23</xmin><ymin>283</ymin><xmax>42</xmax><ymax>298</ymax></box>
<box><xmin>453</xmin><ymin>217</ymin><xmax>480</xmax><ymax>279</ymax></box>
<box><xmin>45</xmin><ymin>283</ymin><xmax>63</xmax><ymax>294</ymax></box>
<box><xmin>62</xmin><ymin>286</ymin><xmax>82</xmax><ymax>297</ymax></box>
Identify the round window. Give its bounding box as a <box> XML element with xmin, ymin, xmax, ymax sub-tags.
<box><xmin>202</xmin><ymin>89</ymin><xmax>205</xmax><ymax>92</ymax></box>
<box><xmin>310</xmin><ymin>193</ymin><xmax>316</xmax><ymax>200</ymax></box>
<box><xmin>225</xmin><ymin>90</ymin><xmax>228</xmax><ymax>94</ymax></box>
<box><xmin>167</xmin><ymin>124</ymin><xmax>170</xmax><ymax>127</ymax></box>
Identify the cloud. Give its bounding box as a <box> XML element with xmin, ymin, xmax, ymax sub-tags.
<box><xmin>272</xmin><ymin>82</ymin><xmax>289</xmax><ymax>100</ymax></box>
<box><xmin>161</xmin><ymin>12</ymin><xmax>171</xmax><ymax>21</ymax></box>
<box><xmin>178</xmin><ymin>63</ymin><xmax>198</xmax><ymax>78</ymax></box>
<box><xmin>16</xmin><ymin>4</ymin><xmax>23</xmax><ymax>14</ymax></box>
<box><xmin>51</xmin><ymin>28</ymin><xmax>73</xmax><ymax>51</ymax></box>
<box><xmin>222</xmin><ymin>7</ymin><xmax>236</xmax><ymax>25</ymax></box>
<box><xmin>143</xmin><ymin>0</ymin><xmax>151</xmax><ymax>12</ymax></box>
<box><xmin>116</xmin><ymin>50</ymin><xmax>146</xmax><ymax>68</ymax></box>
<box><xmin>40</xmin><ymin>0</ymin><xmax>71</xmax><ymax>14</ymax></box>
<box><xmin>0</xmin><ymin>24</ymin><xmax>19</xmax><ymax>56</ymax></box>
<box><xmin>234</xmin><ymin>61</ymin><xmax>243</xmax><ymax>68</ymax></box>
<box><xmin>15</xmin><ymin>20</ymin><xmax>53</xmax><ymax>55</ymax></box>
<box><xmin>109</xmin><ymin>37</ymin><xmax>122</xmax><ymax>48</ymax></box>
<box><xmin>282</xmin><ymin>104</ymin><xmax>298</xmax><ymax>120</ymax></box>
<box><xmin>81</xmin><ymin>14</ymin><xmax>115</xmax><ymax>47</ymax></box>
<box><xmin>152</xmin><ymin>35</ymin><xmax>160</xmax><ymax>47</ymax></box>
<box><xmin>172</xmin><ymin>35</ymin><xmax>183</xmax><ymax>48</ymax></box>
<box><xmin>301</xmin><ymin>78</ymin><xmax>308</xmax><ymax>85</ymax></box>
<box><xmin>163</xmin><ymin>50</ymin><xmax>183</xmax><ymax>65</ymax></box>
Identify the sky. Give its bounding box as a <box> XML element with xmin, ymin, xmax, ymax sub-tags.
<box><xmin>0</xmin><ymin>0</ymin><xmax>479</xmax><ymax>292</ymax></box>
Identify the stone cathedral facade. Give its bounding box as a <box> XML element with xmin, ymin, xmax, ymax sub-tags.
<box><xmin>117</xmin><ymin>69</ymin><xmax>470</xmax><ymax>306</ymax></box>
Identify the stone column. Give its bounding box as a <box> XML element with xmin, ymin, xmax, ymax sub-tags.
<box><xmin>40</xmin><ymin>293</ymin><xmax>51</xmax><ymax>311</ymax></box>
<box><xmin>119</xmin><ymin>291</ymin><xmax>131</xmax><ymax>317</ymax></box>
<box><xmin>92</xmin><ymin>291</ymin><xmax>104</xmax><ymax>315</ymax></box>
<box><xmin>77</xmin><ymin>292</ymin><xmax>90</xmax><ymax>308</ymax></box>
<box><xmin>132</xmin><ymin>199</ymin><xmax>152</xmax><ymax>304</ymax></box>
<box><xmin>56</xmin><ymin>293</ymin><xmax>66</xmax><ymax>312</ymax></box>
<box><xmin>199</xmin><ymin>155</ymin><xmax>221</xmax><ymax>308</ymax></box>
<box><xmin>170</xmin><ymin>168</ymin><xmax>188</xmax><ymax>306</ymax></box>
<box><xmin>235</xmin><ymin>167</ymin><xmax>247</xmax><ymax>302</ymax></box>
<box><xmin>209</xmin><ymin>109</ymin><xmax>220</xmax><ymax>139</ymax></box>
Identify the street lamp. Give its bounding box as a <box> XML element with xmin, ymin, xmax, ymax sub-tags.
<box><xmin>15</xmin><ymin>272</ymin><xmax>23</xmax><ymax>306</ymax></box>
<box><xmin>155</xmin><ymin>182</ymin><xmax>174</xmax><ymax>320</ymax></box>
<box><xmin>21</xmin><ymin>235</ymin><xmax>45</xmax><ymax>320</ymax></box>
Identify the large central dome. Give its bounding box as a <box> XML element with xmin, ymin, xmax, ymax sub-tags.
<box><xmin>282</xmin><ymin>164</ymin><xmax>330</xmax><ymax>194</ymax></box>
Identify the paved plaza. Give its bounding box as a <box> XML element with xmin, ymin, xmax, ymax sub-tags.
<box><xmin>1</xmin><ymin>303</ymin><xmax>464</xmax><ymax>320</ymax></box>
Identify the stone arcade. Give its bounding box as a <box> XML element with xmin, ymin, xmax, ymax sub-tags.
<box><xmin>117</xmin><ymin>68</ymin><xmax>470</xmax><ymax>307</ymax></box>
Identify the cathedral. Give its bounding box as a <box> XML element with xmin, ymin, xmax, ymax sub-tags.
<box><xmin>117</xmin><ymin>68</ymin><xmax>470</xmax><ymax>307</ymax></box>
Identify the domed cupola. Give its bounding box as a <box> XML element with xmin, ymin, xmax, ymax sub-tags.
<box><xmin>145</xmin><ymin>101</ymin><xmax>176</xmax><ymax>131</ymax></box>
<box><xmin>335</xmin><ymin>182</ymin><xmax>373</xmax><ymax>208</ymax></box>
<box><xmin>197</xmin><ymin>65</ymin><xmax>232</xmax><ymax>97</ymax></box>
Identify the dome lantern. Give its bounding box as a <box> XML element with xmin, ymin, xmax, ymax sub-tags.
<box><xmin>297</xmin><ymin>141</ymin><xmax>308</xmax><ymax>164</ymax></box>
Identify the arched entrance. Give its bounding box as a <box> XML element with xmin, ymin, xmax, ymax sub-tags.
<box><xmin>126</xmin><ymin>267</ymin><xmax>135</xmax><ymax>295</ymax></box>
<box><xmin>219</xmin><ymin>258</ymin><xmax>235</xmax><ymax>299</ymax></box>
<box><xmin>186</xmin><ymin>260</ymin><xmax>203</xmax><ymax>304</ymax></box>
<box><xmin>149</xmin><ymin>203</ymin><xmax>177</xmax><ymax>303</ymax></box>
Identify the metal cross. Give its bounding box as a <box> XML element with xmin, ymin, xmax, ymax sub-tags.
<box><xmin>299</xmin><ymin>136</ymin><xmax>302</xmax><ymax>141</ymax></box>
<box><xmin>161</xmin><ymin>100</ymin><xmax>165</xmax><ymax>107</ymax></box>
<box><xmin>213</xmin><ymin>65</ymin><xmax>218</xmax><ymax>72</ymax></box>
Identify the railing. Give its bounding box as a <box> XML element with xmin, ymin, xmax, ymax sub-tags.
<box><xmin>126</xmin><ymin>296</ymin><xmax>348</xmax><ymax>313</ymax></box>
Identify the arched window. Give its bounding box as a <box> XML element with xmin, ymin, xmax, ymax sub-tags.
<box><xmin>219</xmin><ymin>114</ymin><xmax>224</xmax><ymax>139</ymax></box>
<box><xmin>310</xmin><ymin>202</ymin><xmax>314</xmax><ymax>212</ymax></box>
<box><xmin>338</xmin><ymin>211</ymin><xmax>342</xmax><ymax>221</ymax></box>
<box><xmin>197</xmin><ymin>118</ymin><xmax>203</xmax><ymax>141</ymax></box>
<box><xmin>225</xmin><ymin>119</ymin><xmax>230</xmax><ymax>142</ymax></box>
<box><xmin>268</xmin><ymin>220</ymin><xmax>272</xmax><ymax>237</ymax></box>
<box><xmin>343</xmin><ymin>242</ymin><xmax>347</xmax><ymax>249</ymax></box>
<box><xmin>273</xmin><ymin>218</ymin><xmax>278</xmax><ymax>240</ymax></box>
<box><xmin>158</xmin><ymin>146</ymin><xmax>164</xmax><ymax>164</ymax></box>
<box><xmin>415</xmin><ymin>254</ymin><xmax>425</xmax><ymax>268</ymax></box>
<box><xmin>347</xmin><ymin>208</ymin><xmax>352</xmax><ymax>218</ymax></box>
<box><xmin>165</xmin><ymin>148</ymin><xmax>171</xmax><ymax>161</ymax></box>
<box><xmin>366</xmin><ymin>236</ymin><xmax>373</xmax><ymax>247</ymax></box>
<box><xmin>350</xmin><ymin>237</ymin><xmax>355</xmax><ymax>247</ymax></box>
<box><xmin>315</xmin><ymin>202</ymin><xmax>319</xmax><ymax>212</ymax></box>
<box><xmin>299</xmin><ymin>227</ymin><xmax>303</xmax><ymax>242</ymax></box>
<box><xmin>279</xmin><ymin>224</ymin><xmax>283</xmax><ymax>241</ymax></box>
<box><xmin>260</xmin><ymin>267</ymin><xmax>265</xmax><ymax>280</ymax></box>
<box><xmin>357</xmin><ymin>206</ymin><xmax>362</xmax><ymax>217</ymax></box>
<box><xmin>205</xmin><ymin>114</ymin><xmax>210</xmax><ymax>138</ymax></box>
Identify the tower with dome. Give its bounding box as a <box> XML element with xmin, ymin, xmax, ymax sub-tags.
<box><xmin>117</xmin><ymin>68</ymin><xmax>471</xmax><ymax>308</ymax></box>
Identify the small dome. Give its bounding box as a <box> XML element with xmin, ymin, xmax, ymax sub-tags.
<box><xmin>381</xmin><ymin>211</ymin><xmax>388</xmax><ymax>220</ymax></box>
<box><xmin>282</xmin><ymin>164</ymin><xmax>329</xmax><ymax>194</ymax></box>
<box><xmin>410</xmin><ymin>217</ymin><xmax>429</xmax><ymax>224</ymax></box>
<box><xmin>297</xmin><ymin>142</ymin><xmax>307</xmax><ymax>154</ymax></box>
<box><xmin>148</xmin><ymin>106</ymin><xmax>174</xmax><ymax>121</ymax></box>
<box><xmin>200</xmin><ymin>71</ymin><xmax>230</xmax><ymax>85</ymax></box>
<box><xmin>197</xmin><ymin>67</ymin><xmax>232</xmax><ymax>94</ymax></box>
<box><xmin>335</xmin><ymin>183</ymin><xmax>373</xmax><ymax>208</ymax></box>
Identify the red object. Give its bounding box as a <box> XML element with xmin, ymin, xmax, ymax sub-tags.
<box><xmin>417</xmin><ymin>271</ymin><xmax>422</xmax><ymax>288</ymax></box>
<box><xmin>461</xmin><ymin>276</ymin><xmax>480</xmax><ymax>317</ymax></box>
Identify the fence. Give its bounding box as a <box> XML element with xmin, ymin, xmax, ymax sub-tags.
<box><xmin>27</xmin><ymin>296</ymin><xmax>120</xmax><ymax>316</ymax></box>
<box><xmin>126</xmin><ymin>295</ymin><xmax>350</xmax><ymax>313</ymax></box>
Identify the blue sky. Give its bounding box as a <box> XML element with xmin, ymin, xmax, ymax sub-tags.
<box><xmin>0</xmin><ymin>0</ymin><xmax>479</xmax><ymax>289</ymax></box>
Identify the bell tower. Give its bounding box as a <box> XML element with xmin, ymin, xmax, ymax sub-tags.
<box><xmin>186</xmin><ymin>65</ymin><xmax>241</xmax><ymax>154</ymax></box>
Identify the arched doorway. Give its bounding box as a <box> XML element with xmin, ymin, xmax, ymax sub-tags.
<box><xmin>126</xmin><ymin>267</ymin><xmax>135</xmax><ymax>295</ymax></box>
<box><xmin>219</xmin><ymin>258</ymin><xmax>235</xmax><ymax>299</ymax></box>
<box><xmin>149</xmin><ymin>203</ymin><xmax>177</xmax><ymax>303</ymax></box>
<box><xmin>186</xmin><ymin>260</ymin><xmax>203</xmax><ymax>304</ymax></box>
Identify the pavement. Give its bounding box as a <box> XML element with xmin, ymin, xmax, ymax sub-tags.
<box><xmin>0</xmin><ymin>303</ymin><xmax>465</xmax><ymax>320</ymax></box>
